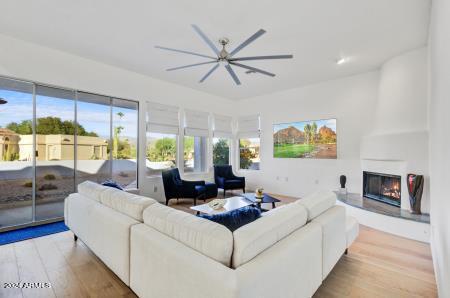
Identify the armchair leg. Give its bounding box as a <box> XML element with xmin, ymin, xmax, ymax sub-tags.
<box><xmin>242</xmin><ymin>188</ymin><xmax>245</xmax><ymax>194</ymax></box>
<box><xmin>223</xmin><ymin>189</ymin><xmax>226</xmax><ymax>198</ymax></box>
<box><xmin>166</xmin><ymin>198</ymin><xmax>169</xmax><ymax>206</ymax></box>
<box><xmin>74</xmin><ymin>234</ymin><xmax>78</xmax><ymax>242</ymax></box>
<box><xmin>194</xmin><ymin>198</ymin><xmax>197</xmax><ymax>206</ymax></box>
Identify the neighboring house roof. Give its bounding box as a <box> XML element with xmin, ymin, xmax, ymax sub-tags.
<box><xmin>0</xmin><ymin>128</ymin><xmax>18</xmax><ymax>136</ymax></box>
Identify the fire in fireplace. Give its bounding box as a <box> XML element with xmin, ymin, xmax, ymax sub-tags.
<box><xmin>363</xmin><ymin>171</ymin><xmax>401</xmax><ymax>207</ymax></box>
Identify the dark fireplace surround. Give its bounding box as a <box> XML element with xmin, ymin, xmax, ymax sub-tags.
<box><xmin>363</xmin><ymin>171</ymin><xmax>401</xmax><ymax>207</ymax></box>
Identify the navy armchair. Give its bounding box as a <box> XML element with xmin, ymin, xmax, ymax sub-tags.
<box><xmin>162</xmin><ymin>168</ymin><xmax>205</xmax><ymax>206</ymax></box>
<box><xmin>214</xmin><ymin>165</ymin><xmax>245</xmax><ymax>197</ymax></box>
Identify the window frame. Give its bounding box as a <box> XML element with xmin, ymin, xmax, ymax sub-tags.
<box><xmin>212</xmin><ymin>137</ymin><xmax>231</xmax><ymax>166</ymax></box>
<box><xmin>183</xmin><ymin>134</ymin><xmax>208</xmax><ymax>174</ymax></box>
<box><xmin>145</xmin><ymin>131</ymin><xmax>179</xmax><ymax>177</ymax></box>
<box><xmin>238</xmin><ymin>136</ymin><xmax>261</xmax><ymax>171</ymax></box>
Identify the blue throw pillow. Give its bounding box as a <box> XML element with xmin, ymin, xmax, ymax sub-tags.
<box><xmin>198</xmin><ymin>206</ymin><xmax>261</xmax><ymax>232</ymax></box>
<box><xmin>102</xmin><ymin>180</ymin><xmax>124</xmax><ymax>190</ymax></box>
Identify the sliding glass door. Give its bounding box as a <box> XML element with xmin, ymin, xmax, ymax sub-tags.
<box><xmin>35</xmin><ymin>85</ymin><xmax>76</xmax><ymax>221</ymax></box>
<box><xmin>0</xmin><ymin>78</ymin><xmax>34</xmax><ymax>229</ymax></box>
<box><xmin>112</xmin><ymin>98</ymin><xmax>138</xmax><ymax>189</ymax></box>
<box><xmin>0</xmin><ymin>76</ymin><xmax>139</xmax><ymax>231</ymax></box>
<box><xmin>76</xmin><ymin>92</ymin><xmax>112</xmax><ymax>185</ymax></box>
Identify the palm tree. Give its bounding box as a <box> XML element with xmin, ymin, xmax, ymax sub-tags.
<box><xmin>113</xmin><ymin>112</ymin><xmax>125</xmax><ymax>158</ymax></box>
<box><xmin>304</xmin><ymin>124</ymin><xmax>312</xmax><ymax>144</ymax></box>
<box><xmin>311</xmin><ymin>122</ymin><xmax>318</xmax><ymax>144</ymax></box>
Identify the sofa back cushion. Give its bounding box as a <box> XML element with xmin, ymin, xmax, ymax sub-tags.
<box><xmin>78</xmin><ymin>180</ymin><xmax>108</xmax><ymax>202</ymax></box>
<box><xmin>99</xmin><ymin>187</ymin><xmax>156</xmax><ymax>222</ymax></box>
<box><xmin>232</xmin><ymin>202</ymin><xmax>308</xmax><ymax>268</ymax></box>
<box><xmin>143</xmin><ymin>203</ymin><xmax>233</xmax><ymax>266</ymax></box>
<box><xmin>296</xmin><ymin>191</ymin><xmax>336</xmax><ymax>221</ymax></box>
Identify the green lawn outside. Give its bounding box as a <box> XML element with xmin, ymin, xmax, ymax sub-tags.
<box><xmin>274</xmin><ymin>143</ymin><xmax>315</xmax><ymax>158</ymax></box>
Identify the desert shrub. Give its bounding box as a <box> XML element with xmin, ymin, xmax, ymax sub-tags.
<box><xmin>44</xmin><ymin>174</ymin><xmax>56</xmax><ymax>180</ymax></box>
<box><xmin>119</xmin><ymin>171</ymin><xmax>129</xmax><ymax>177</ymax></box>
<box><xmin>38</xmin><ymin>183</ymin><xmax>58</xmax><ymax>191</ymax></box>
<box><xmin>23</xmin><ymin>181</ymin><xmax>32</xmax><ymax>187</ymax></box>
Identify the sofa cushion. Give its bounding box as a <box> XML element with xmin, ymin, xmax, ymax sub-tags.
<box><xmin>296</xmin><ymin>190</ymin><xmax>336</xmax><ymax>221</ymax></box>
<box><xmin>99</xmin><ymin>187</ymin><xmax>157</xmax><ymax>221</ymax></box>
<box><xmin>198</xmin><ymin>206</ymin><xmax>261</xmax><ymax>232</ymax></box>
<box><xmin>194</xmin><ymin>185</ymin><xmax>206</xmax><ymax>194</ymax></box>
<box><xmin>232</xmin><ymin>202</ymin><xmax>308</xmax><ymax>268</ymax></box>
<box><xmin>143</xmin><ymin>203</ymin><xmax>233</xmax><ymax>266</ymax></box>
<box><xmin>77</xmin><ymin>180</ymin><xmax>108</xmax><ymax>202</ymax></box>
<box><xmin>224</xmin><ymin>179</ymin><xmax>243</xmax><ymax>188</ymax></box>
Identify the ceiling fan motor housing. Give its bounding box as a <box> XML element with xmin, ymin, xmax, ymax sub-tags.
<box><xmin>219</xmin><ymin>38</ymin><xmax>230</xmax><ymax>60</ymax></box>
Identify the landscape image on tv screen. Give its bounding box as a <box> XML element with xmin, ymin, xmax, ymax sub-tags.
<box><xmin>273</xmin><ymin>118</ymin><xmax>337</xmax><ymax>159</ymax></box>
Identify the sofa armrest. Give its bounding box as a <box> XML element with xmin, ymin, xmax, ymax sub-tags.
<box><xmin>230</xmin><ymin>174</ymin><xmax>245</xmax><ymax>182</ymax></box>
<box><xmin>181</xmin><ymin>180</ymin><xmax>205</xmax><ymax>197</ymax></box>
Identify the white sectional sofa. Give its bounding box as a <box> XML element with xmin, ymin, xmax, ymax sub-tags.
<box><xmin>65</xmin><ymin>182</ymin><xmax>359</xmax><ymax>298</ymax></box>
<box><xmin>64</xmin><ymin>181</ymin><xmax>157</xmax><ymax>285</ymax></box>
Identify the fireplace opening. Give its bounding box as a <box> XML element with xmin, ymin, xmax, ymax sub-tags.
<box><xmin>363</xmin><ymin>171</ymin><xmax>401</xmax><ymax>207</ymax></box>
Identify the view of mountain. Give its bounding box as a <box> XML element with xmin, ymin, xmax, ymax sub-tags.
<box><xmin>273</xmin><ymin>126</ymin><xmax>305</xmax><ymax>144</ymax></box>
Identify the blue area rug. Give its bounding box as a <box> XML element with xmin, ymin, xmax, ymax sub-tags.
<box><xmin>0</xmin><ymin>221</ymin><xmax>69</xmax><ymax>246</ymax></box>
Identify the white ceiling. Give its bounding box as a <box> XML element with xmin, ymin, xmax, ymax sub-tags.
<box><xmin>0</xmin><ymin>0</ymin><xmax>430</xmax><ymax>100</ymax></box>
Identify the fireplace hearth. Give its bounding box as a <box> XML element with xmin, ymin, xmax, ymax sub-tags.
<box><xmin>363</xmin><ymin>171</ymin><xmax>401</xmax><ymax>207</ymax></box>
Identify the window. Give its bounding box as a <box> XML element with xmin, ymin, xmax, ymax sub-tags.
<box><xmin>0</xmin><ymin>76</ymin><xmax>140</xmax><ymax>231</ymax></box>
<box><xmin>213</xmin><ymin>137</ymin><xmax>230</xmax><ymax>166</ymax></box>
<box><xmin>35</xmin><ymin>85</ymin><xmax>76</xmax><ymax>221</ymax></box>
<box><xmin>146</xmin><ymin>132</ymin><xmax>177</xmax><ymax>176</ymax></box>
<box><xmin>239</xmin><ymin>138</ymin><xmax>260</xmax><ymax>170</ymax></box>
<box><xmin>183</xmin><ymin>109</ymin><xmax>209</xmax><ymax>173</ymax></box>
<box><xmin>146</xmin><ymin>102</ymin><xmax>179</xmax><ymax>176</ymax></box>
<box><xmin>212</xmin><ymin>114</ymin><xmax>232</xmax><ymax>167</ymax></box>
<box><xmin>76</xmin><ymin>92</ymin><xmax>111</xmax><ymax>185</ymax></box>
<box><xmin>184</xmin><ymin>135</ymin><xmax>207</xmax><ymax>173</ymax></box>
<box><xmin>76</xmin><ymin>94</ymin><xmax>139</xmax><ymax>190</ymax></box>
<box><xmin>237</xmin><ymin>114</ymin><xmax>260</xmax><ymax>170</ymax></box>
<box><xmin>112</xmin><ymin>98</ymin><xmax>139</xmax><ymax>189</ymax></box>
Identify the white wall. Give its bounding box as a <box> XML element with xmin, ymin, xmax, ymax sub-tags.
<box><xmin>373</xmin><ymin>47</ymin><xmax>428</xmax><ymax>135</ymax></box>
<box><xmin>236</xmin><ymin>71</ymin><xmax>380</xmax><ymax>197</ymax></box>
<box><xmin>0</xmin><ymin>33</ymin><xmax>234</xmax><ymax>201</ymax></box>
<box><xmin>429</xmin><ymin>0</ymin><xmax>450</xmax><ymax>296</ymax></box>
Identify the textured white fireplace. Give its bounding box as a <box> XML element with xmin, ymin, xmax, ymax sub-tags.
<box><xmin>361</xmin><ymin>47</ymin><xmax>430</xmax><ymax>213</ymax></box>
<box><xmin>361</xmin><ymin>131</ymin><xmax>430</xmax><ymax>213</ymax></box>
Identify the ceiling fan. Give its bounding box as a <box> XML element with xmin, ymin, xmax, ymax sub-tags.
<box><xmin>155</xmin><ymin>25</ymin><xmax>293</xmax><ymax>85</ymax></box>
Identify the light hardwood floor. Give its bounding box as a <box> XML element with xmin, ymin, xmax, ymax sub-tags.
<box><xmin>0</xmin><ymin>196</ymin><xmax>437</xmax><ymax>298</ymax></box>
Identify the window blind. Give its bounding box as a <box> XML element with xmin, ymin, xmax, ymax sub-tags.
<box><xmin>146</xmin><ymin>102</ymin><xmax>179</xmax><ymax>134</ymax></box>
<box><xmin>213</xmin><ymin>114</ymin><xmax>233</xmax><ymax>138</ymax></box>
<box><xmin>184</xmin><ymin>109</ymin><xmax>209</xmax><ymax>137</ymax></box>
<box><xmin>237</xmin><ymin>114</ymin><xmax>260</xmax><ymax>138</ymax></box>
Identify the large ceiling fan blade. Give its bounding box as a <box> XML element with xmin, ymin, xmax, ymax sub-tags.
<box><xmin>229</xmin><ymin>62</ymin><xmax>276</xmax><ymax>77</ymax></box>
<box><xmin>191</xmin><ymin>24</ymin><xmax>220</xmax><ymax>56</ymax></box>
<box><xmin>199</xmin><ymin>63</ymin><xmax>220</xmax><ymax>83</ymax></box>
<box><xmin>229</xmin><ymin>29</ymin><xmax>266</xmax><ymax>57</ymax></box>
<box><xmin>166</xmin><ymin>61</ymin><xmax>217</xmax><ymax>71</ymax></box>
<box><xmin>229</xmin><ymin>55</ymin><xmax>293</xmax><ymax>61</ymax></box>
<box><xmin>224</xmin><ymin>64</ymin><xmax>241</xmax><ymax>85</ymax></box>
<box><xmin>155</xmin><ymin>46</ymin><xmax>217</xmax><ymax>60</ymax></box>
